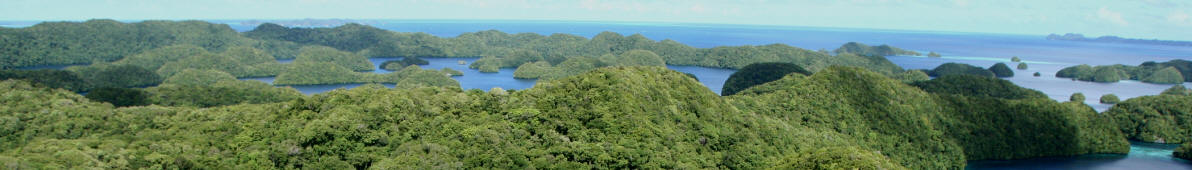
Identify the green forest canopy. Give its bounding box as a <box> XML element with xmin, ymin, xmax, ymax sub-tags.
<box><xmin>0</xmin><ymin>66</ymin><xmax>1131</xmax><ymax>169</ymax></box>
<box><xmin>1056</xmin><ymin>60</ymin><xmax>1192</xmax><ymax>84</ymax></box>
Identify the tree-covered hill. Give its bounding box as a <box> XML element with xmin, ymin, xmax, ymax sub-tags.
<box><xmin>1105</xmin><ymin>93</ymin><xmax>1192</xmax><ymax>143</ymax></box>
<box><xmin>0</xmin><ymin>19</ymin><xmax>255</xmax><ymax>68</ymax></box>
<box><xmin>0</xmin><ymin>65</ymin><xmax>1133</xmax><ymax>169</ymax></box>
<box><xmin>1056</xmin><ymin>60</ymin><xmax>1192</xmax><ymax>84</ymax></box>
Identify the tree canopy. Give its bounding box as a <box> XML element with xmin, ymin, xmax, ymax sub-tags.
<box><xmin>720</xmin><ymin>62</ymin><xmax>811</xmax><ymax>96</ymax></box>
<box><xmin>1057</xmin><ymin>60</ymin><xmax>1192</xmax><ymax>84</ymax></box>
<box><xmin>928</xmin><ymin>63</ymin><xmax>995</xmax><ymax>77</ymax></box>
<box><xmin>988</xmin><ymin>62</ymin><xmax>1014</xmax><ymax>77</ymax></box>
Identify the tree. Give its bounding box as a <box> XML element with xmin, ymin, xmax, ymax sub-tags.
<box><xmin>1011</xmin><ymin>56</ymin><xmax>1022</xmax><ymax>62</ymax></box>
<box><xmin>1162</xmin><ymin>85</ymin><xmax>1191</xmax><ymax>96</ymax></box>
<box><xmin>1143</xmin><ymin>67</ymin><xmax>1184</xmax><ymax>84</ymax></box>
<box><xmin>84</xmin><ymin>87</ymin><xmax>149</xmax><ymax>107</ymax></box>
<box><xmin>295</xmin><ymin>46</ymin><xmax>374</xmax><ymax>72</ymax></box>
<box><xmin>1100</xmin><ymin>94</ymin><xmax>1120</xmax><ymax>104</ymax></box>
<box><xmin>988</xmin><ymin>63</ymin><xmax>1014</xmax><ymax>77</ymax></box>
<box><xmin>1017</xmin><ymin>63</ymin><xmax>1028</xmax><ymax>70</ymax></box>
<box><xmin>512</xmin><ymin>61</ymin><xmax>553</xmax><ymax>79</ymax></box>
<box><xmin>912</xmin><ymin>75</ymin><xmax>1047</xmax><ymax>99</ymax></box>
<box><xmin>929</xmin><ymin>63</ymin><xmax>995</xmax><ymax>78</ymax></box>
<box><xmin>1070</xmin><ymin>93</ymin><xmax>1086</xmax><ymax>102</ymax></box>
<box><xmin>162</xmin><ymin>69</ymin><xmax>238</xmax><ymax>86</ymax></box>
<box><xmin>721</xmin><ymin>62</ymin><xmax>811</xmax><ymax>96</ymax></box>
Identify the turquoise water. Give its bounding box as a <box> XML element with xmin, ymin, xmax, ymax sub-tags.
<box><xmin>968</xmin><ymin>142</ymin><xmax>1192</xmax><ymax>170</ymax></box>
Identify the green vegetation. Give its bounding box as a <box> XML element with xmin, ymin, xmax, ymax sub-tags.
<box><xmin>928</xmin><ymin>52</ymin><xmax>942</xmax><ymax>58</ymax></box>
<box><xmin>1056</xmin><ymin>64</ymin><xmax>1124</xmax><ymax>82</ymax></box>
<box><xmin>1177</xmin><ymin>143</ymin><xmax>1192</xmax><ymax>160</ymax></box>
<box><xmin>1143</xmin><ymin>67</ymin><xmax>1184</xmax><ymax>84</ymax></box>
<box><xmin>912</xmin><ymin>75</ymin><xmax>1047</xmax><ymax>99</ymax></box>
<box><xmin>1018</xmin><ymin>62</ymin><xmax>1028</xmax><ymax>70</ymax></box>
<box><xmin>1162</xmin><ymin>85</ymin><xmax>1191</xmax><ymax>96</ymax></box>
<box><xmin>512</xmin><ymin>61</ymin><xmax>553</xmax><ymax>79</ymax></box>
<box><xmin>66</xmin><ymin>63</ymin><xmax>163</xmax><ymax>88</ymax></box>
<box><xmin>392</xmin><ymin>66</ymin><xmax>459</xmax><ymax>88</ymax></box>
<box><xmin>833</xmin><ymin>42</ymin><xmax>921</xmax><ymax>56</ymax></box>
<box><xmin>162</xmin><ymin>69</ymin><xmax>238</xmax><ymax>86</ymax></box>
<box><xmin>148</xmin><ymin>70</ymin><xmax>303</xmax><ymax>107</ymax></box>
<box><xmin>928</xmin><ymin>63</ymin><xmax>995</xmax><ymax>77</ymax></box>
<box><xmin>274</xmin><ymin>62</ymin><xmax>368</xmax><ymax>85</ymax></box>
<box><xmin>1105</xmin><ymin>94</ymin><xmax>1192</xmax><ymax>143</ymax></box>
<box><xmin>441</xmin><ymin>68</ymin><xmax>463</xmax><ymax>76</ymax></box>
<box><xmin>1071</xmin><ymin>93</ymin><xmax>1086</xmax><ymax>102</ymax></box>
<box><xmin>0</xmin><ymin>66</ymin><xmax>1132</xmax><ymax>169</ymax></box>
<box><xmin>1057</xmin><ymin>60</ymin><xmax>1192</xmax><ymax>83</ymax></box>
<box><xmin>600</xmin><ymin>50</ymin><xmax>665</xmax><ymax>66</ymax></box>
<box><xmin>1100</xmin><ymin>94</ymin><xmax>1120</xmax><ymax>104</ymax></box>
<box><xmin>380</xmin><ymin>57</ymin><xmax>430</xmax><ymax>71</ymax></box>
<box><xmin>0</xmin><ymin>69</ymin><xmax>88</xmax><ymax>92</ymax></box>
<box><xmin>1011</xmin><ymin>56</ymin><xmax>1022</xmax><ymax>62</ymax></box>
<box><xmin>720</xmin><ymin>62</ymin><xmax>811</xmax><ymax>96</ymax></box>
<box><xmin>989</xmin><ymin>62</ymin><xmax>1015</xmax><ymax>77</ymax></box>
<box><xmin>892</xmin><ymin>70</ymin><xmax>930</xmax><ymax>83</ymax></box>
<box><xmin>84</xmin><ymin>87</ymin><xmax>149</xmax><ymax>107</ymax></box>
<box><xmin>155</xmin><ymin>46</ymin><xmax>285</xmax><ymax>78</ymax></box>
<box><xmin>0</xmin><ymin>19</ymin><xmax>255</xmax><ymax>68</ymax></box>
<box><xmin>731</xmin><ymin>66</ymin><xmax>1126</xmax><ymax>168</ymax></box>
<box><xmin>294</xmin><ymin>46</ymin><xmax>374</xmax><ymax>72</ymax></box>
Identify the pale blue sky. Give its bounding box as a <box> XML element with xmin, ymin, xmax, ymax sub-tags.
<box><xmin>3</xmin><ymin>0</ymin><xmax>1191</xmax><ymax>40</ymax></box>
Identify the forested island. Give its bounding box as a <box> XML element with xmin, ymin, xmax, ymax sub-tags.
<box><xmin>2</xmin><ymin>19</ymin><xmax>1191</xmax><ymax>169</ymax></box>
<box><xmin>1056</xmin><ymin>60</ymin><xmax>1191</xmax><ymax>84</ymax></box>
<box><xmin>1047</xmin><ymin>33</ymin><xmax>1192</xmax><ymax>46</ymax></box>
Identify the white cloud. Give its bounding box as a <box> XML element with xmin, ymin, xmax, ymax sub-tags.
<box><xmin>1097</xmin><ymin>7</ymin><xmax>1129</xmax><ymax>26</ymax></box>
<box><xmin>1169</xmin><ymin>11</ymin><xmax>1190</xmax><ymax>24</ymax></box>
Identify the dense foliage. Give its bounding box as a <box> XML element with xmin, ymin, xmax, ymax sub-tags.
<box><xmin>1162</xmin><ymin>85</ymin><xmax>1191</xmax><ymax>96</ymax></box>
<box><xmin>1105</xmin><ymin>94</ymin><xmax>1192</xmax><ymax>143</ymax></box>
<box><xmin>0</xmin><ymin>65</ymin><xmax>1132</xmax><ymax>169</ymax></box>
<box><xmin>0</xmin><ymin>69</ymin><xmax>88</xmax><ymax>92</ymax></box>
<box><xmin>66</xmin><ymin>63</ymin><xmax>163</xmax><ymax>88</ymax></box>
<box><xmin>928</xmin><ymin>63</ymin><xmax>995</xmax><ymax>77</ymax></box>
<box><xmin>1071</xmin><ymin>93</ymin><xmax>1086</xmax><ymax>102</ymax></box>
<box><xmin>911</xmin><ymin>75</ymin><xmax>1047</xmax><ymax>99</ymax></box>
<box><xmin>147</xmin><ymin>70</ymin><xmax>303</xmax><ymax>107</ymax></box>
<box><xmin>833</xmin><ymin>42</ymin><xmax>921</xmax><ymax>56</ymax></box>
<box><xmin>1057</xmin><ymin>60</ymin><xmax>1192</xmax><ymax>83</ymax></box>
<box><xmin>989</xmin><ymin>62</ymin><xmax>1014</xmax><ymax>77</ymax></box>
<box><xmin>730</xmin><ymin>67</ymin><xmax>1126</xmax><ymax>168</ymax></box>
<box><xmin>1017</xmin><ymin>62</ymin><xmax>1028</xmax><ymax>70</ymax></box>
<box><xmin>720</xmin><ymin>62</ymin><xmax>811</xmax><ymax>96</ymax></box>
<box><xmin>1177</xmin><ymin>143</ymin><xmax>1192</xmax><ymax>160</ymax></box>
<box><xmin>1011</xmin><ymin>56</ymin><xmax>1022</xmax><ymax>62</ymax></box>
<box><xmin>1100</xmin><ymin>94</ymin><xmax>1120</xmax><ymax>104</ymax></box>
<box><xmin>294</xmin><ymin>46</ymin><xmax>374</xmax><ymax>72</ymax></box>
<box><xmin>380</xmin><ymin>57</ymin><xmax>430</xmax><ymax>71</ymax></box>
<box><xmin>84</xmin><ymin>87</ymin><xmax>150</xmax><ymax>107</ymax></box>
<box><xmin>0</xmin><ymin>19</ymin><xmax>255</xmax><ymax>68</ymax></box>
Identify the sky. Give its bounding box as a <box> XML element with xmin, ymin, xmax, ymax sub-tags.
<box><xmin>2</xmin><ymin>0</ymin><xmax>1191</xmax><ymax>40</ymax></box>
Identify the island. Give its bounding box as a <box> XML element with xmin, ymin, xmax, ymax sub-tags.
<box><xmin>1047</xmin><ymin>33</ymin><xmax>1192</xmax><ymax>47</ymax></box>
<box><xmin>1056</xmin><ymin>60</ymin><xmax>1190</xmax><ymax>84</ymax></box>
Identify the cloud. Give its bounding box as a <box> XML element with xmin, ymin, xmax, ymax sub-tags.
<box><xmin>1097</xmin><ymin>7</ymin><xmax>1129</xmax><ymax>26</ymax></box>
<box><xmin>1169</xmin><ymin>11</ymin><xmax>1191</xmax><ymax>24</ymax></box>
